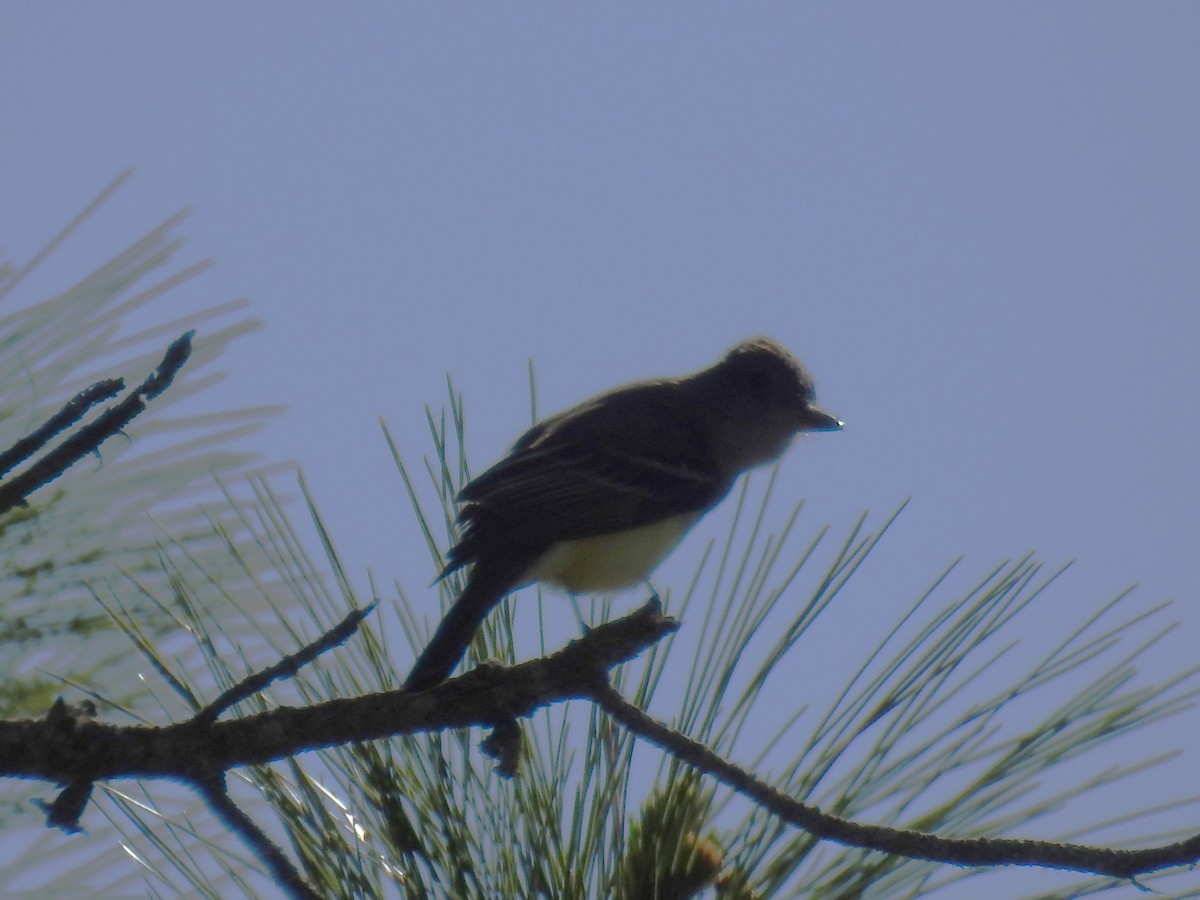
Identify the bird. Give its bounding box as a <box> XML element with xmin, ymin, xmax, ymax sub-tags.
<box><xmin>404</xmin><ymin>337</ymin><xmax>842</xmax><ymax>691</ymax></box>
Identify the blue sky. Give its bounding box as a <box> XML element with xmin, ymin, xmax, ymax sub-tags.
<box><xmin>2</xmin><ymin>5</ymin><xmax>1198</xmax><ymax>896</ymax></box>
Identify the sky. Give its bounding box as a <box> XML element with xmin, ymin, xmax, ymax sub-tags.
<box><xmin>1</xmin><ymin>4</ymin><xmax>1198</xmax><ymax>897</ymax></box>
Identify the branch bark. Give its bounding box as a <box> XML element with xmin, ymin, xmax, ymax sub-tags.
<box><xmin>4</xmin><ymin>598</ymin><xmax>1197</xmax><ymax>889</ymax></box>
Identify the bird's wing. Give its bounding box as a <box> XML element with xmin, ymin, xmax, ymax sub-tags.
<box><xmin>447</xmin><ymin>381</ymin><xmax>730</xmax><ymax>568</ymax></box>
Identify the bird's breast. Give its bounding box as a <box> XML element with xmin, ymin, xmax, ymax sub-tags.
<box><xmin>526</xmin><ymin>513</ymin><xmax>701</xmax><ymax>593</ymax></box>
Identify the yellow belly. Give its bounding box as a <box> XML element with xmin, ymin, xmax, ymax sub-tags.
<box><xmin>527</xmin><ymin>514</ymin><xmax>700</xmax><ymax>593</ymax></box>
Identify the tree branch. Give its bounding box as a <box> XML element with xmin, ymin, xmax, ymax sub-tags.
<box><xmin>0</xmin><ymin>331</ymin><xmax>194</xmax><ymax>516</ymax></box>
<box><xmin>196</xmin><ymin>772</ymin><xmax>319</xmax><ymax>900</ymax></box>
<box><xmin>6</xmin><ymin>597</ymin><xmax>1196</xmax><ymax>885</ymax></box>
<box><xmin>0</xmin><ymin>600</ymin><xmax>676</xmax><ymax>788</ymax></box>
<box><xmin>590</xmin><ymin>681</ymin><xmax>1199</xmax><ymax>881</ymax></box>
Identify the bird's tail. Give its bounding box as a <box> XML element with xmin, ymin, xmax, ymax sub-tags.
<box><xmin>404</xmin><ymin>560</ymin><xmax>525</xmax><ymax>691</ymax></box>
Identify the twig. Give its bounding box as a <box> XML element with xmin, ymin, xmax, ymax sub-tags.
<box><xmin>0</xmin><ymin>331</ymin><xmax>195</xmax><ymax>515</ymax></box>
<box><xmin>196</xmin><ymin>601</ymin><xmax>379</xmax><ymax>725</ymax></box>
<box><xmin>0</xmin><ymin>379</ymin><xmax>123</xmax><ymax>478</ymax></box>
<box><xmin>195</xmin><ymin>772</ymin><xmax>320</xmax><ymax>900</ymax></box>
<box><xmin>591</xmin><ymin>682</ymin><xmax>1200</xmax><ymax>880</ymax></box>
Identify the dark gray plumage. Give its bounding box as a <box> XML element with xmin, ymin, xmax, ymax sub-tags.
<box><xmin>405</xmin><ymin>337</ymin><xmax>841</xmax><ymax>691</ymax></box>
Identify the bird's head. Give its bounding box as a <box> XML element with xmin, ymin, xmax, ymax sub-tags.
<box><xmin>698</xmin><ymin>336</ymin><xmax>843</xmax><ymax>471</ymax></box>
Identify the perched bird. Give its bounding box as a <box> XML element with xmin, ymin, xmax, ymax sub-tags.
<box><xmin>405</xmin><ymin>337</ymin><xmax>842</xmax><ymax>691</ymax></box>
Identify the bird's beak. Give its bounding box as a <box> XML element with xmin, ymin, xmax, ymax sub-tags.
<box><xmin>798</xmin><ymin>405</ymin><xmax>843</xmax><ymax>432</ymax></box>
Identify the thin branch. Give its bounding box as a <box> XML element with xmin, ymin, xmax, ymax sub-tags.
<box><xmin>591</xmin><ymin>682</ymin><xmax>1199</xmax><ymax>881</ymax></box>
<box><xmin>196</xmin><ymin>600</ymin><xmax>379</xmax><ymax>725</ymax></box>
<box><xmin>0</xmin><ymin>331</ymin><xmax>195</xmax><ymax>515</ymax></box>
<box><xmin>195</xmin><ymin>772</ymin><xmax>320</xmax><ymax>900</ymax></box>
<box><xmin>0</xmin><ymin>379</ymin><xmax>123</xmax><ymax>478</ymax></box>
